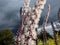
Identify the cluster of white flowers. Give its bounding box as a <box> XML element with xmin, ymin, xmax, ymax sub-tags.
<box><xmin>15</xmin><ymin>0</ymin><xmax>31</xmax><ymax>45</ymax></box>
<box><xmin>27</xmin><ymin>0</ymin><xmax>47</xmax><ymax>45</ymax></box>
<box><xmin>15</xmin><ymin>0</ymin><xmax>47</xmax><ymax>45</ymax></box>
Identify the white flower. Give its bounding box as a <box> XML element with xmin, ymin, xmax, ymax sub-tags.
<box><xmin>28</xmin><ymin>38</ymin><xmax>36</xmax><ymax>45</ymax></box>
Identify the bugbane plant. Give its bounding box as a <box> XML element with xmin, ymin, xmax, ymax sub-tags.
<box><xmin>15</xmin><ymin>0</ymin><xmax>31</xmax><ymax>45</ymax></box>
<box><xmin>15</xmin><ymin>0</ymin><xmax>47</xmax><ymax>45</ymax></box>
<box><xmin>27</xmin><ymin>0</ymin><xmax>47</xmax><ymax>45</ymax></box>
<box><xmin>42</xmin><ymin>4</ymin><xmax>50</xmax><ymax>45</ymax></box>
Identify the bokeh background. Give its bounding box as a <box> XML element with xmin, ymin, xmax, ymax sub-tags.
<box><xmin>0</xmin><ymin>0</ymin><xmax>60</xmax><ymax>34</ymax></box>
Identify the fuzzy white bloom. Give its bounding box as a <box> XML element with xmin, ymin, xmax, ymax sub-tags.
<box><xmin>21</xmin><ymin>35</ymin><xmax>25</xmax><ymax>45</ymax></box>
<box><xmin>31</xmin><ymin>29</ymin><xmax>37</xmax><ymax>39</ymax></box>
<box><xmin>28</xmin><ymin>38</ymin><xmax>36</xmax><ymax>45</ymax></box>
<box><xmin>25</xmin><ymin>17</ymin><xmax>32</xmax><ymax>25</ymax></box>
<box><xmin>15</xmin><ymin>0</ymin><xmax>31</xmax><ymax>45</ymax></box>
<box><xmin>35</xmin><ymin>0</ymin><xmax>46</xmax><ymax>9</ymax></box>
<box><xmin>16</xmin><ymin>0</ymin><xmax>47</xmax><ymax>45</ymax></box>
<box><xmin>23</xmin><ymin>0</ymin><xmax>30</xmax><ymax>7</ymax></box>
<box><xmin>28</xmin><ymin>0</ymin><xmax>47</xmax><ymax>45</ymax></box>
<box><xmin>31</xmin><ymin>15</ymin><xmax>36</xmax><ymax>20</ymax></box>
<box><xmin>24</xmin><ymin>28</ymin><xmax>29</xmax><ymax>36</ymax></box>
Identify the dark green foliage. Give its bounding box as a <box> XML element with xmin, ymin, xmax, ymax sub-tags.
<box><xmin>38</xmin><ymin>31</ymin><xmax>53</xmax><ymax>41</ymax></box>
<box><xmin>0</xmin><ymin>29</ymin><xmax>14</xmax><ymax>45</ymax></box>
<box><xmin>58</xmin><ymin>30</ymin><xmax>60</xmax><ymax>35</ymax></box>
